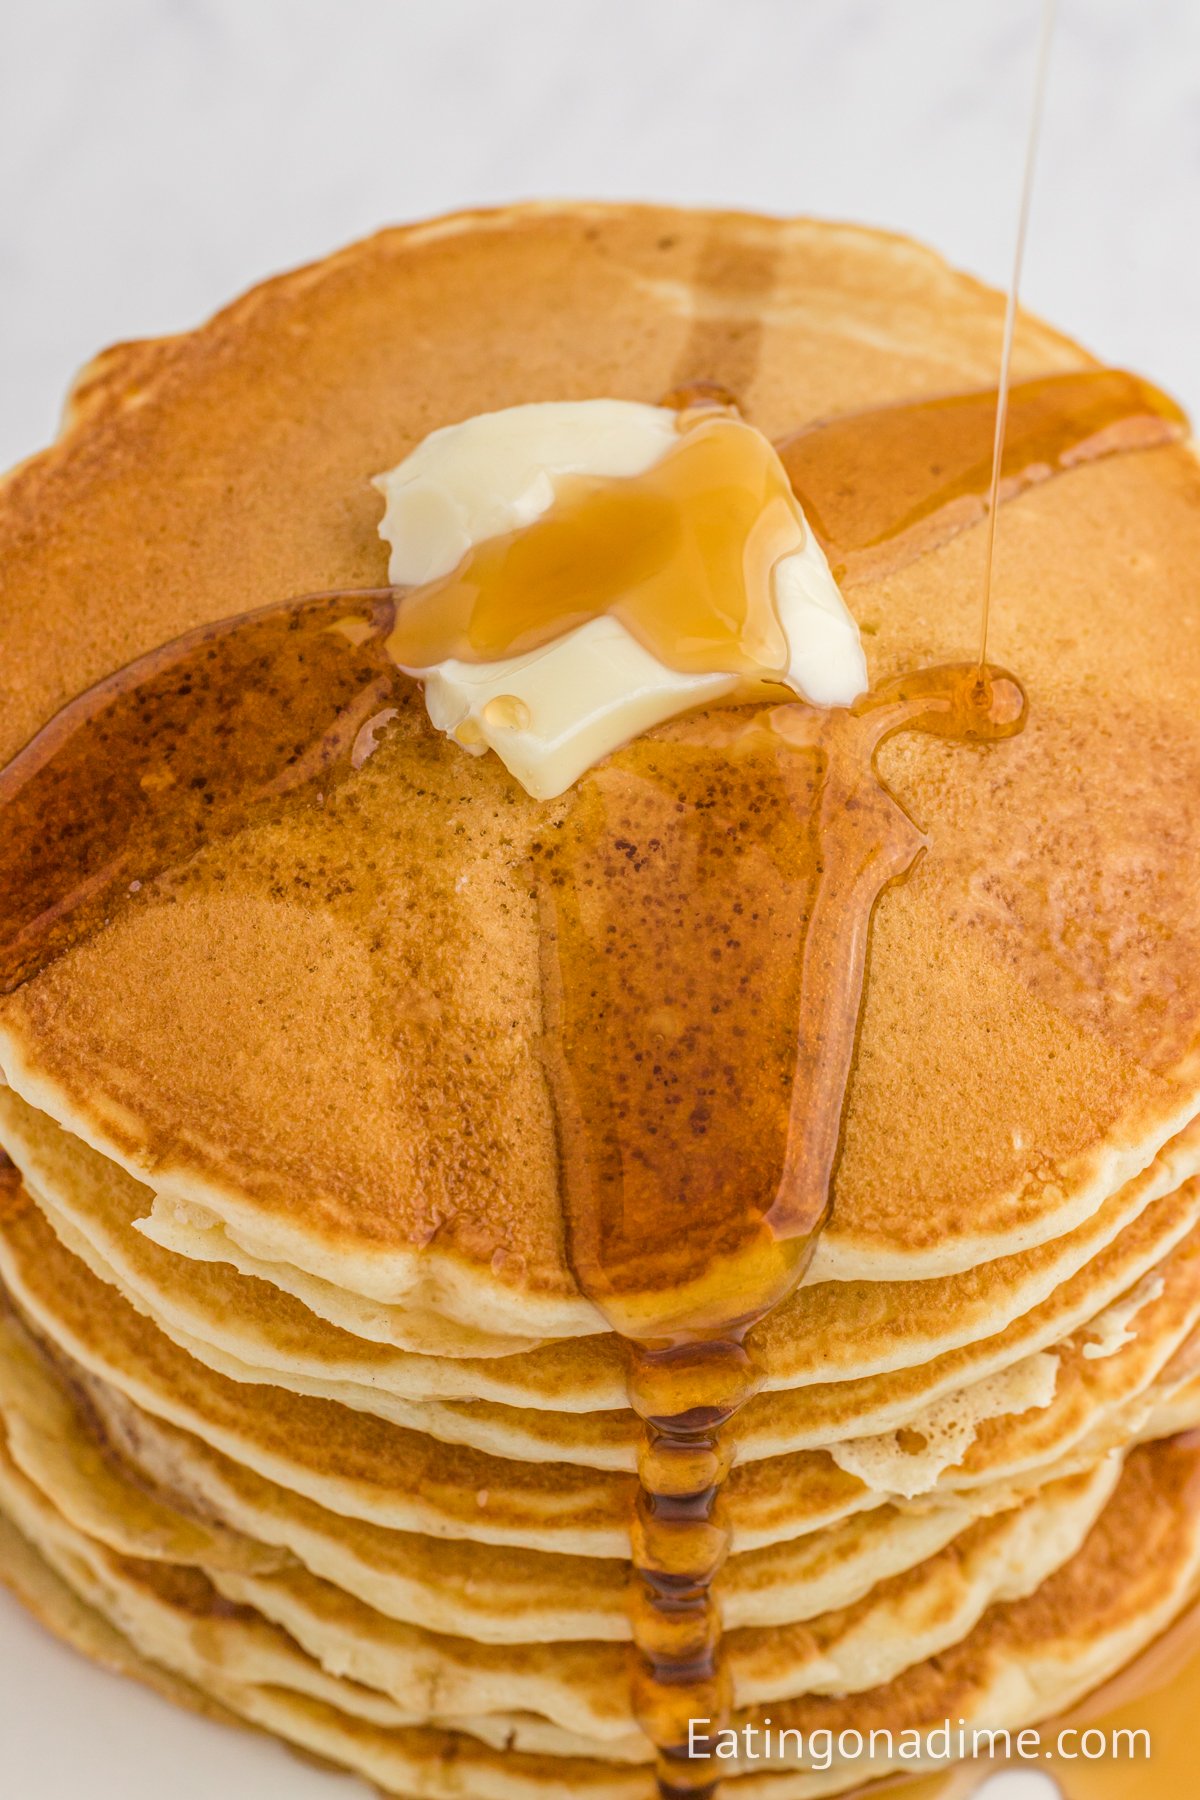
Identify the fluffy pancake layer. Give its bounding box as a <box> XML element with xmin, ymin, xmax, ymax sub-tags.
<box><xmin>2</xmin><ymin>1091</ymin><xmax>1200</xmax><ymax>1796</ymax></box>
<box><xmin>1</xmin><ymin>1301</ymin><xmax>1198</xmax><ymax>1797</ymax></box>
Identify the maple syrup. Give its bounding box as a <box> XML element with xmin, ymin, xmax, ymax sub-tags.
<box><xmin>973</xmin><ymin>0</ymin><xmax>1057</xmax><ymax>674</ymax></box>
<box><xmin>0</xmin><ymin>365</ymin><xmax>1174</xmax><ymax>1004</ymax></box>
<box><xmin>777</xmin><ymin>367</ymin><xmax>1185</xmax><ymax>587</ymax></box>
<box><xmin>0</xmin><ymin>590</ymin><xmax>404</xmax><ymax>996</ymax></box>
<box><xmin>1048</xmin><ymin>1582</ymin><xmax>1200</xmax><ymax>1800</ymax></box>
<box><xmin>535</xmin><ymin>666</ymin><xmax>1023</xmax><ymax>1795</ymax></box>
<box><xmin>0</xmin><ymin>369</ymin><xmax>1188</xmax><ymax>1800</ymax></box>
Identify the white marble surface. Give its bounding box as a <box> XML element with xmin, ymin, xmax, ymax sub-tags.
<box><xmin>0</xmin><ymin>1</ymin><xmax>1196</xmax><ymax>1795</ymax></box>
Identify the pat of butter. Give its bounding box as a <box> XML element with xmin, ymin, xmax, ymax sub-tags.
<box><xmin>374</xmin><ymin>400</ymin><xmax>866</xmax><ymax>799</ymax></box>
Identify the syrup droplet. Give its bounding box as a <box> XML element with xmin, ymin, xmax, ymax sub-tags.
<box><xmin>482</xmin><ymin>694</ymin><xmax>533</xmax><ymax>732</ymax></box>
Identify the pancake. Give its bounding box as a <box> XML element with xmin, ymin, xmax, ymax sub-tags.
<box><xmin>5</xmin><ymin>1188</ymin><xmax>1200</xmax><ymax>1555</ymax></box>
<box><xmin>0</xmin><ymin>1302</ymin><xmax>1123</xmax><ymax>1733</ymax></box>
<box><xmin>8</xmin><ymin>1087</ymin><xmax>1200</xmax><ymax>1426</ymax></box>
<box><xmin>0</xmin><ymin>1406</ymin><xmax>1115</xmax><ymax>1753</ymax></box>
<box><xmin>0</xmin><ymin>1498</ymin><xmax>246</xmax><ymax>1734</ymax></box>
<box><xmin>12</xmin><ymin>1136</ymin><xmax>1200</xmax><ymax>1472</ymax></box>
<box><xmin>10</xmin><ymin>1289</ymin><xmax>1166</xmax><ymax>1651</ymax></box>
<box><xmin>2</xmin><ymin>1419</ymin><xmax>1199</xmax><ymax>1797</ymax></box>
<box><xmin>3</xmin><ymin>210</ymin><xmax>1200</xmax><ymax>1344</ymax></box>
<box><xmin>6</xmin><ymin>1250</ymin><xmax>1195</xmax><ymax>1792</ymax></box>
<box><xmin>3</xmin><ymin>204</ymin><xmax>1200</xmax><ymax>1794</ymax></box>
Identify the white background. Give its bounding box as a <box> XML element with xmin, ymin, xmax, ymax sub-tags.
<box><xmin>0</xmin><ymin>1</ymin><xmax>1193</xmax><ymax>1795</ymax></box>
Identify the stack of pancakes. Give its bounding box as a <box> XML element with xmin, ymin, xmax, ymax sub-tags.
<box><xmin>3</xmin><ymin>205</ymin><xmax>1200</xmax><ymax>1797</ymax></box>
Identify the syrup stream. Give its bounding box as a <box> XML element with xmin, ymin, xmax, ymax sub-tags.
<box><xmin>777</xmin><ymin>368</ymin><xmax>1182</xmax><ymax>589</ymax></box>
<box><xmin>977</xmin><ymin>0</ymin><xmax>1058</xmax><ymax>671</ymax></box>
<box><xmin>537</xmin><ymin>669</ymin><xmax>1024</xmax><ymax>1797</ymax></box>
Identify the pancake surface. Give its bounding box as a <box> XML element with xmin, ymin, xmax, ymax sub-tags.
<box><xmin>2</xmin><ymin>203</ymin><xmax>1200</xmax><ymax>1795</ymax></box>
<box><xmin>3</xmin><ymin>208</ymin><xmax>1200</xmax><ymax>1323</ymax></box>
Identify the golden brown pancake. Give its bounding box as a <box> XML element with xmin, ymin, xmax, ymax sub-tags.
<box><xmin>7</xmin><ymin>1086</ymin><xmax>1200</xmax><ymax>1432</ymax></box>
<box><xmin>0</xmin><ymin>1296</ymin><xmax>1123</xmax><ymax>1668</ymax></box>
<box><xmin>3</xmin><ymin>204</ymin><xmax>1200</xmax><ymax>1795</ymax></box>
<box><xmin>5</xmin><ymin>1192</ymin><xmax>1200</xmax><ymax>1556</ymax></box>
<box><xmin>3</xmin><ymin>207</ymin><xmax>1200</xmax><ymax>1340</ymax></box>
<box><xmin>0</xmin><ymin>1409</ymin><xmax>1116</xmax><ymax>1752</ymax></box>
<box><xmin>1</xmin><ymin>1381</ymin><xmax>1198</xmax><ymax>1797</ymax></box>
<box><xmin>9</xmin><ymin>1138</ymin><xmax>1200</xmax><ymax>1473</ymax></box>
<box><xmin>0</xmin><ymin>1299</ymin><xmax>1033</xmax><ymax>1645</ymax></box>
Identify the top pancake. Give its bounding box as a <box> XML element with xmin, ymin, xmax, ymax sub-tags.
<box><xmin>2</xmin><ymin>204</ymin><xmax>1200</xmax><ymax>1343</ymax></box>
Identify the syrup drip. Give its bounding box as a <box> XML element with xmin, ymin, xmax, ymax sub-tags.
<box><xmin>777</xmin><ymin>368</ymin><xmax>1185</xmax><ymax>587</ymax></box>
<box><xmin>0</xmin><ymin>370</ymin><xmax>1185</xmax><ymax>1800</ymax></box>
<box><xmin>536</xmin><ymin>668</ymin><xmax>1024</xmax><ymax>1797</ymax></box>
<box><xmin>0</xmin><ymin>591</ymin><xmax>403</xmax><ymax>996</ymax></box>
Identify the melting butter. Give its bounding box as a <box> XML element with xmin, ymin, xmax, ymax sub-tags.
<box><xmin>373</xmin><ymin>400</ymin><xmax>866</xmax><ymax>798</ymax></box>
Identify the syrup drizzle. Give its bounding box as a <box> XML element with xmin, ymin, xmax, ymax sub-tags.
<box><xmin>776</xmin><ymin>367</ymin><xmax>1184</xmax><ymax>588</ymax></box>
<box><xmin>0</xmin><ymin>591</ymin><xmax>403</xmax><ymax>996</ymax></box>
<box><xmin>0</xmin><ymin>370</ymin><xmax>1174</xmax><ymax>1005</ymax></box>
<box><xmin>536</xmin><ymin>668</ymin><xmax>1024</xmax><ymax>1797</ymax></box>
<box><xmin>0</xmin><ymin>370</ymin><xmax>1187</xmax><ymax>1800</ymax></box>
<box><xmin>977</xmin><ymin>0</ymin><xmax>1059</xmax><ymax>669</ymax></box>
